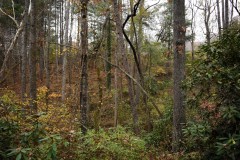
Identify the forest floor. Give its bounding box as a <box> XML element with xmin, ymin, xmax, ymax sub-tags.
<box><xmin>0</xmin><ymin>57</ymin><xmax>181</xmax><ymax>159</ymax></box>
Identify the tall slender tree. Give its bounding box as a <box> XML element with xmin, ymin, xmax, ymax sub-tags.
<box><xmin>113</xmin><ymin>0</ymin><xmax>120</xmax><ymax>127</ymax></box>
<box><xmin>114</xmin><ymin>0</ymin><xmax>140</xmax><ymax>133</ymax></box>
<box><xmin>21</xmin><ymin>0</ymin><xmax>29</xmax><ymax>101</ymax></box>
<box><xmin>172</xmin><ymin>0</ymin><xmax>186</xmax><ymax>152</ymax></box>
<box><xmin>106</xmin><ymin>7</ymin><xmax>112</xmax><ymax>91</ymax></box>
<box><xmin>225</xmin><ymin>0</ymin><xmax>229</xmax><ymax>28</ymax></box>
<box><xmin>62</xmin><ymin>1</ymin><xmax>70</xmax><ymax>102</ymax></box>
<box><xmin>45</xmin><ymin>0</ymin><xmax>51</xmax><ymax>107</ymax></box>
<box><xmin>80</xmin><ymin>0</ymin><xmax>89</xmax><ymax>134</ymax></box>
<box><xmin>216</xmin><ymin>0</ymin><xmax>222</xmax><ymax>37</ymax></box>
<box><xmin>29</xmin><ymin>0</ymin><xmax>38</xmax><ymax>112</ymax></box>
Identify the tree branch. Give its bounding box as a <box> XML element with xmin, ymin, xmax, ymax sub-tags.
<box><xmin>145</xmin><ymin>0</ymin><xmax>160</xmax><ymax>11</ymax></box>
<box><xmin>122</xmin><ymin>0</ymin><xmax>143</xmax><ymax>79</ymax></box>
<box><xmin>100</xmin><ymin>56</ymin><xmax>162</xmax><ymax>116</ymax></box>
<box><xmin>0</xmin><ymin>8</ymin><xmax>19</xmax><ymax>27</ymax></box>
<box><xmin>230</xmin><ymin>0</ymin><xmax>240</xmax><ymax>16</ymax></box>
<box><xmin>0</xmin><ymin>1</ymin><xmax>32</xmax><ymax>79</ymax></box>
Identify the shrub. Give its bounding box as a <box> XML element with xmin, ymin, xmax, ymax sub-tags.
<box><xmin>183</xmin><ymin>25</ymin><xmax>240</xmax><ymax>159</ymax></box>
<box><xmin>76</xmin><ymin>127</ymin><xmax>146</xmax><ymax>160</ymax></box>
<box><xmin>144</xmin><ymin>106</ymin><xmax>172</xmax><ymax>151</ymax></box>
<box><xmin>0</xmin><ymin>91</ymin><xmax>66</xmax><ymax>160</ymax></box>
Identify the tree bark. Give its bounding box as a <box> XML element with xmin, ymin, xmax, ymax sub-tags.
<box><xmin>21</xmin><ymin>0</ymin><xmax>29</xmax><ymax>101</ymax></box>
<box><xmin>172</xmin><ymin>0</ymin><xmax>186</xmax><ymax>152</ymax></box>
<box><xmin>114</xmin><ymin>0</ymin><xmax>139</xmax><ymax>134</ymax></box>
<box><xmin>29</xmin><ymin>0</ymin><xmax>38</xmax><ymax>112</ymax></box>
<box><xmin>225</xmin><ymin>0</ymin><xmax>229</xmax><ymax>28</ymax></box>
<box><xmin>106</xmin><ymin>9</ymin><xmax>112</xmax><ymax>91</ymax></box>
<box><xmin>45</xmin><ymin>0</ymin><xmax>51</xmax><ymax>108</ymax></box>
<box><xmin>113</xmin><ymin>0</ymin><xmax>120</xmax><ymax>128</ymax></box>
<box><xmin>62</xmin><ymin>1</ymin><xmax>70</xmax><ymax>102</ymax></box>
<box><xmin>216</xmin><ymin>0</ymin><xmax>222</xmax><ymax>37</ymax></box>
<box><xmin>222</xmin><ymin>0</ymin><xmax>225</xmax><ymax>29</ymax></box>
<box><xmin>80</xmin><ymin>0</ymin><xmax>89</xmax><ymax>135</ymax></box>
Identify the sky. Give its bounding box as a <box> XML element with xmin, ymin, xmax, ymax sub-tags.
<box><xmin>145</xmin><ymin>0</ymin><xmax>239</xmax><ymax>42</ymax></box>
<box><xmin>68</xmin><ymin>0</ymin><xmax>239</xmax><ymax>43</ymax></box>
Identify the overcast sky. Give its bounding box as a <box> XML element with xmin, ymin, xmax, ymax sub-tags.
<box><xmin>145</xmin><ymin>0</ymin><xmax>239</xmax><ymax>42</ymax></box>
<box><xmin>69</xmin><ymin>0</ymin><xmax>238</xmax><ymax>43</ymax></box>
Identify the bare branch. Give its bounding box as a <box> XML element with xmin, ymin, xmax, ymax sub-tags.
<box><xmin>145</xmin><ymin>0</ymin><xmax>161</xmax><ymax>11</ymax></box>
<box><xmin>12</xmin><ymin>0</ymin><xmax>15</xmax><ymax>20</ymax></box>
<box><xmin>100</xmin><ymin>56</ymin><xmax>162</xmax><ymax>116</ymax></box>
<box><xmin>122</xmin><ymin>0</ymin><xmax>143</xmax><ymax>79</ymax></box>
<box><xmin>0</xmin><ymin>2</ymin><xmax>32</xmax><ymax>79</ymax></box>
<box><xmin>0</xmin><ymin>8</ymin><xmax>19</xmax><ymax>27</ymax></box>
<box><xmin>230</xmin><ymin>0</ymin><xmax>240</xmax><ymax>16</ymax></box>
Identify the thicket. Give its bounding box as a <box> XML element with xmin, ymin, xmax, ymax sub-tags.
<box><xmin>0</xmin><ymin>90</ymin><xmax>147</xmax><ymax>160</ymax></box>
<box><xmin>183</xmin><ymin>24</ymin><xmax>240</xmax><ymax>159</ymax></box>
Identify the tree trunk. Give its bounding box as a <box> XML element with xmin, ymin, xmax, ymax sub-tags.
<box><xmin>189</xmin><ymin>1</ymin><xmax>195</xmax><ymax>60</ymax></box>
<box><xmin>204</xmin><ymin>1</ymin><xmax>211</xmax><ymax>46</ymax></box>
<box><xmin>225</xmin><ymin>0</ymin><xmax>229</xmax><ymax>28</ymax></box>
<box><xmin>217</xmin><ymin>0</ymin><xmax>222</xmax><ymax>37</ymax></box>
<box><xmin>80</xmin><ymin>0</ymin><xmax>89</xmax><ymax>135</ymax></box>
<box><xmin>55</xmin><ymin>0</ymin><xmax>59</xmax><ymax>81</ymax></box>
<box><xmin>114</xmin><ymin>0</ymin><xmax>139</xmax><ymax>134</ymax></box>
<box><xmin>172</xmin><ymin>0</ymin><xmax>186</xmax><ymax>152</ymax></box>
<box><xmin>68</xmin><ymin>5</ymin><xmax>74</xmax><ymax>87</ymax></box>
<box><xmin>29</xmin><ymin>0</ymin><xmax>38</xmax><ymax>113</ymax></box>
<box><xmin>59</xmin><ymin>0</ymin><xmax>64</xmax><ymax>65</ymax></box>
<box><xmin>62</xmin><ymin>1</ymin><xmax>70</xmax><ymax>102</ymax></box>
<box><xmin>113</xmin><ymin>0</ymin><xmax>120</xmax><ymax>127</ymax></box>
<box><xmin>106</xmin><ymin>9</ymin><xmax>112</xmax><ymax>91</ymax></box>
<box><xmin>45</xmin><ymin>0</ymin><xmax>51</xmax><ymax>108</ymax></box>
<box><xmin>222</xmin><ymin>0</ymin><xmax>225</xmax><ymax>29</ymax></box>
<box><xmin>21</xmin><ymin>0</ymin><xmax>29</xmax><ymax>101</ymax></box>
<box><xmin>138</xmin><ymin>0</ymin><xmax>152</xmax><ymax>132</ymax></box>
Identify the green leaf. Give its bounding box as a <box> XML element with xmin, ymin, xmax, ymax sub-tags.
<box><xmin>52</xmin><ymin>143</ymin><xmax>57</xmax><ymax>153</ymax></box>
<box><xmin>51</xmin><ymin>143</ymin><xmax>57</xmax><ymax>160</ymax></box>
<box><xmin>7</xmin><ymin>149</ymin><xmax>19</xmax><ymax>157</ymax></box>
<box><xmin>16</xmin><ymin>153</ymin><xmax>22</xmax><ymax>160</ymax></box>
<box><xmin>63</xmin><ymin>141</ymin><xmax>70</xmax><ymax>147</ymax></box>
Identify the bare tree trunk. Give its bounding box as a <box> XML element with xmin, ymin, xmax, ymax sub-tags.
<box><xmin>39</xmin><ymin>29</ymin><xmax>44</xmax><ymax>82</ymax></box>
<box><xmin>80</xmin><ymin>0</ymin><xmax>89</xmax><ymax>135</ymax></box>
<box><xmin>29</xmin><ymin>0</ymin><xmax>38</xmax><ymax>113</ymax></box>
<box><xmin>217</xmin><ymin>0</ymin><xmax>222</xmax><ymax>37</ymax></box>
<box><xmin>55</xmin><ymin>0</ymin><xmax>59</xmax><ymax>81</ymax></box>
<box><xmin>62</xmin><ymin>1</ymin><xmax>70</xmax><ymax>102</ymax></box>
<box><xmin>106</xmin><ymin>9</ymin><xmax>112</xmax><ymax>91</ymax></box>
<box><xmin>225</xmin><ymin>0</ymin><xmax>229</xmax><ymax>28</ymax></box>
<box><xmin>204</xmin><ymin>1</ymin><xmax>211</xmax><ymax>45</ymax></box>
<box><xmin>114</xmin><ymin>44</ymin><xmax>119</xmax><ymax>127</ymax></box>
<box><xmin>68</xmin><ymin>5</ymin><xmax>74</xmax><ymax>88</ymax></box>
<box><xmin>21</xmin><ymin>0</ymin><xmax>29</xmax><ymax>101</ymax></box>
<box><xmin>138</xmin><ymin>0</ymin><xmax>152</xmax><ymax>132</ymax></box>
<box><xmin>222</xmin><ymin>0</ymin><xmax>225</xmax><ymax>29</ymax></box>
<box><xmin>189</xmin><ymin>0</ymin><xmax>196</xmax><ymax>60</ymax></box>
<box><xmin>45</xmin><ymin>0</ymin><xmax>51</xmax><ymax>108</ymax></box>
<box><xmin>59</xmin><ymin>0</ymin><xmax>64</xmax><ymax>65</ymax></box>
<box><xmin>113</xmin><ymin>0</ymin><xmax>120</xmax><ymax>127</ymax></box>
<box><xmin>172</xmin><ymin>0</ymin><xmax>186</xmax><ymax>152</ymax></box>
<box><xmin>114</xmin><ymin>0</ymin><xmax>139</xmax><ymax>134</ymax></box>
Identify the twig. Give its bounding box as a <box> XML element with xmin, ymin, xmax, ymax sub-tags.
<box><xmin>145</xmin><ymin>0</ymin><xmax>161</xmax><ymax>11</ymax></box>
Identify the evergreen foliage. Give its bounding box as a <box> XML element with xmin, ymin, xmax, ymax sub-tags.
<box><xmin>183</xmin><ymin>24</ymin><xmax>240</xmax><ymax>159</ymax></box>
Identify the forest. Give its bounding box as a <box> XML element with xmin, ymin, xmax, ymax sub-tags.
<box><xmin>0</xmin><ymin>0</ymin><xmax>240</xmax><ymax>159</ymax></box>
